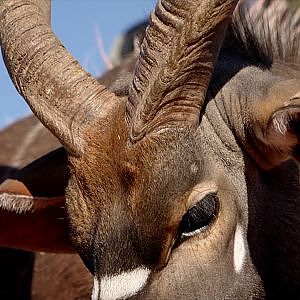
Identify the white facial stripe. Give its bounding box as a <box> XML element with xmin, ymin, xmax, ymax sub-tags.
<box><xmin>233</xmin><ymin>224</ymin><xmax>246</xmax><ymax>273</ymax></box>
<box><xmin>99</xmin><ymin>267</ymin><xmax>150</xmax><ymax>300</ymax></box>
<box><xmin>92</xmin><ymin>277</ymin><xmax>100</xmax><ymax>300</ymax></box>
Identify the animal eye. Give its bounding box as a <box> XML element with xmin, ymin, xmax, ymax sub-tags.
<box><xmin>179</xmin><ymin>193</ymin><xmax>219</xmax><ymax>238</ymax></box>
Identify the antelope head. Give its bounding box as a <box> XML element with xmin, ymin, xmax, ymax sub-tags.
<box><xmin>1</xmin><ymin>0</ymin><xmax>300</xmax><ymax>299</ymax></box>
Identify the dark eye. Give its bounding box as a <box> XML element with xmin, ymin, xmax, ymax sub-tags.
<box><xmin>179</xmin><ymin>193</ymin><xmax>219</xmax><ymax>238</ymax></box>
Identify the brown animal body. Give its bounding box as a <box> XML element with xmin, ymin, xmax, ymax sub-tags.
<box><xmin>1</xmin><ymin>0</ymin><xmax>300</xmax><ymax>299</ymax></box>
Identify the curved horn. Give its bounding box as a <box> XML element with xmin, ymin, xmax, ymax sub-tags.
<box><xmin>127</xmin><ymin>0</ymin><xmax>238</xmax><ymax>141</ymax></box>
<box><xmin>0</xmin><ymin>0</ymin><xmax>119</xmax><ymax>155</ymax></box>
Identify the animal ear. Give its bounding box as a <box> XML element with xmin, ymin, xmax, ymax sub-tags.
<box><xmin>0</xmin><ymin>148</ymin><xmax>74</xmax><ymax>253</ymax></box>
<box><xmin>251</xmin><ymin>80</ymin><xmax>300</xmax><ymax>168</ymax></box>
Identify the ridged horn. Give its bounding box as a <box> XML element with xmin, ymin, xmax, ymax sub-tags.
<box><xmin>0</xmin><ymin>0</ymin><xmax>119</xmax><ymax>155</ymax></box>
<box><xmin>127</xmin><ymin>0</ymin><xmax>238</xmax><ymax>142</ymax></box>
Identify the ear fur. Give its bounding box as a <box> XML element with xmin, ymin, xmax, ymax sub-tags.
<box><xmin>252</xmin><ymin>79</ymin><xmax>300</xmax><ymax>168</ymax></box>
<box><xmin>0</xmin><ymin>148</ymin><xmax>74</xmax><ymax>253</ymax></box>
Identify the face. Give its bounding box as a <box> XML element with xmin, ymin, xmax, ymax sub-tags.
<box><xmin>65</xmin><ymin>57</ymin><xmax>300</xmax><ymax>299</ymax></box>
<box><xmin>64</xmin><ymin>109</ymin><xmax>263</xmax><ymax>299</ymax></box>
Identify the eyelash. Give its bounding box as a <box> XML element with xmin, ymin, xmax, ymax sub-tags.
<box><xmin>179</xmin><ymin>193</ymin><xmax>219</xmax><ymax>238</ymax></box>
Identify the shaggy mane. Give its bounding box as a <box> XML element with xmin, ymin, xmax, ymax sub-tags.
<box><xmin>222</xmin><ymin>1</ymin><xmax>300</xmax><ymax>68</ymax></box>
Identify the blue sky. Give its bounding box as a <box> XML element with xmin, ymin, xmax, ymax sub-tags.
<box><xmin>0</xmin><ymin>0</ymin><xmax>156</xmax><ymax>128</ymax></box>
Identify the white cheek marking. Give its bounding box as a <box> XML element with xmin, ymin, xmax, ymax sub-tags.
<box><xmin>233</xmin><ymin>224</ymin><xmax>246</xmax><ymax>273</ymax></box>
<box><xmin>92</xmin><ymin>277</ymin><xmax>100</xmax><ymax>300</ymax></box>
<box><xmin>99</xmin><ymin>267</ymin><xmax>150</xmax><ymax>300</ymax></box>
<box><xmin>190</xmin><ymin>163</ymin><xmax>198</xmax><ymax>174</ymax></box>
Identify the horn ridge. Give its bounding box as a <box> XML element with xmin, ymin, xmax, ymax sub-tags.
<box><xmin>0</xmin><ymin>0</ymin><xmax>119</xmax><ymax>155</ymax></box>
<box><xmin>127</xmin><ymin>0</ymin><xmax>238</xmax><ymax>142</ymax></box>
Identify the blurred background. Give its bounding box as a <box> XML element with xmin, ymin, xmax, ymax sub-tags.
<box><xmin>0</xmin><ymin>0</ymin><xmax>299</xmax><ymax>129</ymax></box>
<box><xmin>291</xmin><ymin>0</ymin><xmax>300</xmax><ymax>7</ymax></box>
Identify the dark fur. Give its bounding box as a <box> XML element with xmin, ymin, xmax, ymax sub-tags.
<box><xmin>223</xmin><ymin>4</ymin><xmax>300</xmax><ymax>66</ymax></box>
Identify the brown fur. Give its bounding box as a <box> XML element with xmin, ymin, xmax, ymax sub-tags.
<box><xmin>1</xmin><ymin>0</ymin><xmax>300</xmax><ymax>299</ymax></box>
